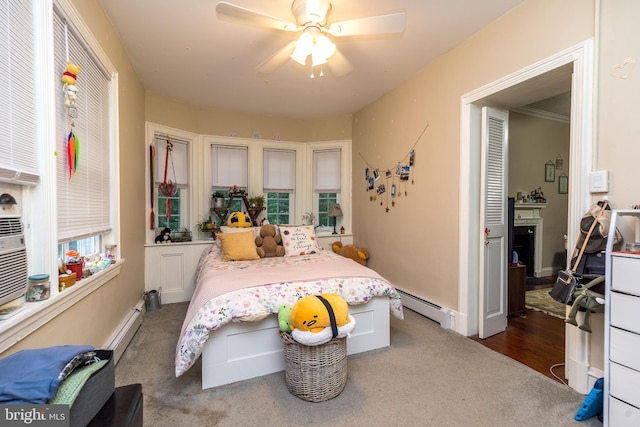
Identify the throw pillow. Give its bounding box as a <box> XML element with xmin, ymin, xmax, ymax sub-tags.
<box><xmin>217</xmin><ymin>230</ymin><xmax>259</xmax><ymax>261</ymax></box>
<box><xmin>279</xmin><ymin>225</ymin><xmax>320</xmax><ymax>256</ymax></box>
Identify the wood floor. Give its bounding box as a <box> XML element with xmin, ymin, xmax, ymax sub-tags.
<box><xmin>470</xmin><ymin>307</ymin><xmax>567</xmax><ymax>384</ymax></box>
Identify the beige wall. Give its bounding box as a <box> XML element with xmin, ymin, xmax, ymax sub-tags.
<box><xmin>509</xmin><ymin>112</ymin><xmax>570</xmax><ymax>273</ymax></box>
<box><xmin>0</xmin><ymin>1</ymin><xmax>146</xmax><ymax>355</ymax></box>
<box><xmin>145</xmin><ymin>92</ymin><xmax>352</xmax><ymax>142</ymax></box>
<box><xmin>352</xmin><ymin>0</ymin><xmax>595</xmax><ymax>310</ymax></box>
<box><xmin>588</xmin><ymin>0</ymin><xmax>640</xmax><ymax>370</ymax></box>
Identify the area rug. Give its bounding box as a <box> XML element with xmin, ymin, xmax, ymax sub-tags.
<box><xmin>525</xmin><ymin>288</ymin><xmax>567</xmax><ymax>319</ymax></box>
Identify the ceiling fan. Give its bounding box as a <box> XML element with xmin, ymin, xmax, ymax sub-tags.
<box><xmin>215</xmin><ymin>0</ymin><xmax>406</xmax><ymax>77</ymax></box>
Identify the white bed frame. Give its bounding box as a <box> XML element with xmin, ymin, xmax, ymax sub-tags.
<box><xmin>200</xmin><ymin>297</ymin><xmax>391</xmax><ymax>389</ymax></box>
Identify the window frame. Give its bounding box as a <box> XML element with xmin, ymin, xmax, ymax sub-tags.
<box><xmin>0</xmin><ymin>0</ymin><xmax>122</xmax><ymax>346</ymax></box>
<box><xmin>307</xmin><ymin>140</ymin><xmax>351</xmax><ymax>235</ymax></box>
<box><xmin>146</xmin><ymin>123</ymin><xmax>197</xmax><ymax>244</ymax></box>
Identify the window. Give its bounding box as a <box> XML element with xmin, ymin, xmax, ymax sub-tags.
<box><xmin>264</xmin><ymin>149</ymin><xmax>295</xmax><ymax>224</ymax></box>
<box><xmin>313</xmin><ymin>149</ymin><xmax>341</xmax><ymax>227</ymax></box>
<box><xmin>155</xmin><ymin>136</ymin><xmax>188</xmax><ymax>230</ymax></box>
<box><xmin>0</xmin><ymin>1</ymin><xmax>39</xmax><ymax>185</ymax></box>
<box><xmin>54</xmin><ymin>9</ymin><xmax>112</xmax><ymax>250</ymax></box>
<box><xmin>211</xmin><ymin>145</ymin><xmax>248</xmax><ymax>214</ymax></box>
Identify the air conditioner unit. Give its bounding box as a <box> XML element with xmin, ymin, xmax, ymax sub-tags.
<box><xmin>0</xmin><ymin>215</ymin><xmax>28</xmax><ymax>307</ymax></box>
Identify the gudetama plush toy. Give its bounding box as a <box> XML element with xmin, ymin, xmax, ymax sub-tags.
<box><xmin>332</xmin><ymin>241</ymin><xmax>369</xmax><ymax>266</ymax></box>
<box><xmin>289</xmin><ymin>293</ymin><xmax>355</xmax><ymax>346</ymax></box>
<box><xmin>255</xmin><ymin>223</ymin><xmax>284</xmax><ymax>258</ymax></box>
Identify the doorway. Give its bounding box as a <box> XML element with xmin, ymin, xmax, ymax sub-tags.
<box><xmin>458</xmin><ymin>40</ymin><xmax>594</xmax><ymax>392</ymax></box>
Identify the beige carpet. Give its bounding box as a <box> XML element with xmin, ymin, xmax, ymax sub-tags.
<box><xmin>114</xmin><ymin>302</ymin><xmax>600</xmax><ymax>427</ymax></box>
<box><xmin>526</xmin><ymin>288</ymin><xmax>567</xmax><ymax>319</ymax></box>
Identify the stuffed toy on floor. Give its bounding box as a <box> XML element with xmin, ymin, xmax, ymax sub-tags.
<box><xmin>332</xmin><ymin>241</ymin><xmax>369</xmax><ymax>266</ymax></box>
<box><xmin>289</xmin><ymin>293</ymin><xmax>355</xmax><ymax>346</ymax></box>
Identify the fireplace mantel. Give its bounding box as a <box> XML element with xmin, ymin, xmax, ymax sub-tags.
<box><xmin>513</xmin><ymin>203</ymin><xmax>546</xmax><ymax>277</ymax></box>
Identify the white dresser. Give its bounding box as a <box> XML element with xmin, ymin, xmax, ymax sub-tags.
<box><xmin>604</xmin><ymin>210</ymin><xmax>640</xmax><ymax>426</ymax></box>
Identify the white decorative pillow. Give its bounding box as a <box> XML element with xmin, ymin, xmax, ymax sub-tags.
<box><xmin>279</xmin><ymin>225</ymin><xmax>320</xmax><ymax>256</ymax></box>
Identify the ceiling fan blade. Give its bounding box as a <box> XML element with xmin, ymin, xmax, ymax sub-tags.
<box><xmin>216</xmin><ymin>1</ymin><xmax>297</xmax><ymax>32</ymax></box>
<box><xmin>328</xmin><ymin>12</ymin><xmax>406</xmax><ymax>37</ymax></box>
<box><xmin>326</xmin><ymin>48</ymin><xmax>352</xmax><ymax>77</ymax></box>
<box><xmin>256</xmin><ymin>41</ymin><xmax>297</xmax><ymax>75</ymax></box>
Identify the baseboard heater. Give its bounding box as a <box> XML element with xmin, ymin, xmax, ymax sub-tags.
<box><xmin>396</xmin><ymin>288</ymin><xmax>452</xmax><ymax>329</ymax></box>
<box><xmin>104</xmin><ymin>299</ymin><xmax>144</xmax><ymax>364</ymax></box>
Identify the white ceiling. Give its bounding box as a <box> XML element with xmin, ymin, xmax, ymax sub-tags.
<box><xmin>99</xmin><ymin>0</ymin><xmax>527</xmax><ymax>119</ymax></box>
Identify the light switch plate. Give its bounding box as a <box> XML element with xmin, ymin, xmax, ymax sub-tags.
<box><xmin>589</xmin><ymin>170</ymin><xmax>609</xmax><ymax>193</ymax></box>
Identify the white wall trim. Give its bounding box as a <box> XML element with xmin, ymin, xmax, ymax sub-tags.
<box><xmin>458</xmin><ymin>39</ymin><xmax>594</xmax><ymax>392</ymax></box>
<box><xmin>104</xmin><ymin>298</ymin><xmax>144</xmax><ymax>364</ymax></box>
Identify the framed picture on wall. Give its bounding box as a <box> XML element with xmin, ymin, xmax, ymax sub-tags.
<box><xmin>545</xmin><ymin>161</ymin><xmax>555</xmax><ymax>182</ymax></box>
<box><xmin>558</xmin><ymin>173</ymin><xmax>568</xmax><ymax>194</ymax></box>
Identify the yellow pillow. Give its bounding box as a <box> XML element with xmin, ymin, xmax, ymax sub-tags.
<box><xmin>217</xmin><ymin>230</ymin><xmax>259</xmax><ymax>261</ymax></box>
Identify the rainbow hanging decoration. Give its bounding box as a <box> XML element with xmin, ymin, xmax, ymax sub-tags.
<box><xmin>67</xmin><ymin>130</ymin><xmax>79</xmax><ymax>178</ymax></box>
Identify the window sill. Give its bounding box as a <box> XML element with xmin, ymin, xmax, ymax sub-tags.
<box><xmin>0</xmin><ymin>259</ymin><xmax>125</xmax><ymax>354</ymax></box>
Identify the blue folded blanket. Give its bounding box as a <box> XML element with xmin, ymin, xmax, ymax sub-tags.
<box><xmin>0</xmin><ymin>345</ymin><xmax>94</xmax><ymax>404</ymax></box>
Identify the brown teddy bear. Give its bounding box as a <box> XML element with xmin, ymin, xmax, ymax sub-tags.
<box><xmin>255</xmin><ymin>224</ymin><xmax>285</xmax><ymax>258</ymax></box>
<box><xmin>332</xmin><ymin>241</ymin><xmax>369</xmax><ymax>266</ymax></box>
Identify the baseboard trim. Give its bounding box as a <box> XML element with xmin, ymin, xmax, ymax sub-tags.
<box><xmin>104</xmin><ymin>299</ymin><xmax>144</xmax><ymax>364</ymax></box>
<box><xmin>396</xmin><ymin>288</ymin><xmax>452</xmax><ymax>329</ymax></box>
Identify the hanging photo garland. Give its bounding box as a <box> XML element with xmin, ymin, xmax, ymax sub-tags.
<box><xmin>360</xmin><ymin>123</ymin><xmax>427</xmax><ymax>213</ymax></box>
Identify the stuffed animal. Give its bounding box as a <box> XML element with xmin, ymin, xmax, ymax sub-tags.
<box><xmin>289</xmin><ymin>293</ymin><xmax>356</xmax><ymax>346</ymax></box>
<box><xmin>227</xmin><ymin>211</ymin><xmax>252</xmax><ymax>228</ymax></box>
<box><xmin>278</xmin><ymin>305</ymin><xmax>293</xmax><ymax>333</ymax></box>
<box><xmin>61</xmin><ymin>61</ymin><xmax>80</xmax><ymax>85</ymax></box>
<box><xmin>64</xmin><ymin>84</ymin><xmax>78</xmax><ymax>108</ymax></box>
<box><xmin>332</xmin><ymin>241</ymin><xmax>369</xmax><ymax>266</ymax></box>
<box><xmin>154</xmin><ymin>227</ymin><xmax>172</xmax><ymax>243</ymax></box>
<box><xmin>255</xmin><ymin>224</ymin><xmax>284</xmax><ymax>258</ymax></box>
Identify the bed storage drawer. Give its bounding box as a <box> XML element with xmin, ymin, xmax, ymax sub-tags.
<box><xmin>610</xmin><ymin>327</ymin><xmax>640</xmax><ymax>372</ymax></box>
<box><xmin>611</xmin><ymin>256</ymin><xmax>640</xmax><ymax>296</ymax></box>
<box><xmin>609</xmin><ymin>292</ymin><xmax>640</xmax><ymax>334</ymax></box>
<box><xmin>609</xmin><ymin>362</ymin><xmax>640</xmax><ymax>409</ymax></box>
<box><xmin>608</xmin><ymin>396</ymin><xmax>640</xmax><ymax>427</ymax></box>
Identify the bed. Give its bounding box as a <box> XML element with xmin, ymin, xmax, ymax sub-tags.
<box><xmin>175</xmin><ymin>226</ymin><xmax>404</xmax><ymax>389</ymax></box>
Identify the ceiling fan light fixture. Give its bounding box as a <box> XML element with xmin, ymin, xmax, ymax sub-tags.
<box><xmin>315</xmin><ymin>34</ymin><xmax>335</xmax><ymax>59</ymax></box>
<box><xmin>291</xmin><ymin>30</ymin><xmax>314</xmax><ymax>65</ymax></box>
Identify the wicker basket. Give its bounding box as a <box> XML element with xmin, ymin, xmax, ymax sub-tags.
<box><xmin>280</xmin><ymin>331</ymin><xmax>347</xmax><ymax>402</ymax></box>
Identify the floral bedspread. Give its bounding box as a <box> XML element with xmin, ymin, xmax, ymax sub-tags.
<box><xmin>175</xmin><ymin>245</ymin><xmax>403</xmax><ymax>377</ymax></box>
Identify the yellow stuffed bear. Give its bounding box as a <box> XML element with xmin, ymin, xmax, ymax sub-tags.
<box><xmin>227</xmin><ymin>211</ymin><xmax>252</xmax><ymax>228</ymax></box>
<box><xmin>61</xmin><ymin>62</ymin><xmax>80</xmax><ymax>85</ymax></box>
<box><xmin>332</xmin><ymin>241</ymin><xmax>369</xmax><ymax>266</ymax></box>
<box><xmin>289</xmin><ymin>293</ymin><xmax>355</xmax><ymax>346</ymax></box>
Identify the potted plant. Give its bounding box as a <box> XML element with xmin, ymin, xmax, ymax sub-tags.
<box><xmin>212</xmin><ymin>191</ymin><xmax>225</xmax><ymax>208</ymax></box>
<box><xmin>248</xmin><ymin>194</ymin><xmax>265</xmax><ymax>208</ymax></box>
<box><xmin>196</xmin><ymin>216</ymin><xmax>216</xmax><ymax>233</ymax></box>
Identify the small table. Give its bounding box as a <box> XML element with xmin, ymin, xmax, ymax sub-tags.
<box><xmin>508</xmin><ymin>264</ymin><xmax>526</xmax><ymax>316</ymax></box>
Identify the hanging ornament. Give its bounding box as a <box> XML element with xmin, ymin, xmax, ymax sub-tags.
<box><xmin>67</xmin><ymin>130</ymin><xmax>79</xmax><ymax>178</ymax></box>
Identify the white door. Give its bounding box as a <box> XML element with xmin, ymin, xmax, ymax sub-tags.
<box><xmin>479</xmin><ymin>107</ymin><xmax>509</xmax><ymax>339</ymax></box>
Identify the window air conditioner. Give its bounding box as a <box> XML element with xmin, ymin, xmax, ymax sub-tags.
<box><xmin>0</xmin><ymin>216</ymin><xmax>28</xmax><ymax>307</ymax></box>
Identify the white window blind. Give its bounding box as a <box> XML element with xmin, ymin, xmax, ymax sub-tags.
<box><xmin>55</xmin><ymin>11</ymin><xmax>111</xmax><ymax>243</ymax></box>
<box><xmin>313</xmin><ymin>149</ymin><xmax>341</xmax><ymax>192</ymax></box>
<box><xmin>211</xmin><ymin>145</ymin><xmax>247</xmax><ymax>188</ymax></box>
<box><xmin>154</xmin><ymin>136</ymin><xmax>188</xmax><ymax>187</ymax></box>
<box><xmin>263</xmin><ymin>149</ymin><xmax>295</xmax><ymax>192</ymax></box>
<box><xmin>0</xmin><ymin>1</ymin><xmax>39</xmax><ymax>185</ymax></box>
